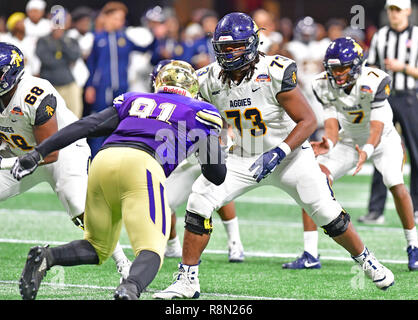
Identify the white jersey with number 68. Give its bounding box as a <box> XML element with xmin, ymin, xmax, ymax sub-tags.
<box><xmin>0</xmin><ymin>75</ymin><xmax>80</xmax><ymax>157</ymax></box>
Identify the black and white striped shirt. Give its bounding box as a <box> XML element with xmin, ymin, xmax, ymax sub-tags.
<box><xmin>367</xmin><ymin>25</ymin><xmax>418</xmax><ymax>91</ymax></box>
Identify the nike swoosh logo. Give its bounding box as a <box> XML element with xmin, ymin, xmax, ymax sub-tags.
<box><xmin>252</xmin><ymin>87</ymin><xmax>261</xmax><ymax>92</ymax></box>
<box><xmin>304</xmin><ymin>261</ymin><xmax>320</xmax><ymax>268</ymax></box>
<box><xmin>301</xmin><ymin>146</ymin><xmax>309</xmax><ymax>149</ymax></box>
<box><xmin>269</xmin><ymin>152</ymin><xmax>278</xmax><ymax>164</ymax></box>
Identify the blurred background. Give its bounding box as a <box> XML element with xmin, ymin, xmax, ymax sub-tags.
<box><xmin>0</xmin><ymin>0</ymin><xmax>417</xmax><ymax>127</ymax></box>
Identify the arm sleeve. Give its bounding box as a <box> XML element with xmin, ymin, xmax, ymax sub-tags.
<box><xmin>197</xmin><ymin>134</ymin><xmax>227</xmax><ymax>186</ymax></box>
<box><xmin>280</xmin><ymin>62</ymin><xmax>298</xmax><ymax>92</ymax></box>
<box><xmin>35</xmin><ymin>107</ymin><xmax>119</xmax><ymax>157</ymax></box>
<box><xmin>34</xmin><ymin>94</ymin><xmax>57</xmax><ymax>126</ymax></box>
<box><xmin>372</xmin><ymin>75</ymin><xmax>392</xmax><ymax>104</ymax></box>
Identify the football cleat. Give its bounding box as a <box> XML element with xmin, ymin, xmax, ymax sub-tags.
<box><xmin>114</xmin><ymin>281</ymin><xmax>139</xmax><ymax>300</ymax></box>
<box><xmin>165</xmin><ymin>237</ymin><xmax>182</xmax><ymax>258</ymax></box>
<box><xmin>228</xmin><ymin>241</ymin><xmax>244</xmax><ymax>263</ymax></box>
<box><xmin>353</xmin><ymin>247</ymin><xmax>395</xmax><ymax>290</ymax></box>
<box><xmin>357</xmin><ymin>211</ymin><xmax>385</xmax><ymax>225</ymax></box>
<box><xmin>116</xmin><ymin>258</ymin><xmax>132</xmax><ymax>284</ymax></box>
<box><xmin>282</xmin><ymin>251</ymin><xmax>321</xmax><ymax>269</ymax></box>
<box><xmin>19</xmin><ymin>245</ymin><xmax>50</xmax><ymax>300</ymax></box>
<box><xmin>407</xmin><ymin>245</ymin><xmax>418</xmax><ymax>271</ymax></box>
<box><xmin>152</xmin><ymin>263</ymin><xmax>200</xmax><ymax>299</ymax></box>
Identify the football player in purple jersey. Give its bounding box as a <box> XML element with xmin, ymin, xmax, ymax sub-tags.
<box><xmin>14</xmin><ymin>60</ymin><xmax>227</xmax><ymax>300</ymax></box>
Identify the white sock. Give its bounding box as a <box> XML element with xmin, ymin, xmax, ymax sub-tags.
<box><xmin>111</xmin><ymin>242</ymin><xmax>128</xmax><ymax>264</ymax></box>
<box><xmin>404</xmin><ymin>226</ymin><xmax>418</xmax><ymax>248</ymax></box>
<box><xmin>167</xmin><ymin>235</ymin><xmax>181</xmax><ymax>247</ymax></box>
<box><xmin>303</xmin><ymin>231</ymin><xmax>319</xmax><ymax>258</ymax></box>
<box><xmin>352</xmin><ymin>246</ymin><xmax>369</xmax><ymax>265</ymax></box>
<box><xmin>222</xmin><ymin>217</ymin><xmax>242</xmax><ymax>245</ymax></box>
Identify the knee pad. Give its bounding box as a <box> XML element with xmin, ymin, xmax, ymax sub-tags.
<box><xmin>185</xmin><ymin>211</ymin><xmax>213</xmax><ymax>235</ymax></box>
<box><xmin>321</xmin><ymin>210</ymin><xmax>350</xmax><ymax>237</ymax></box>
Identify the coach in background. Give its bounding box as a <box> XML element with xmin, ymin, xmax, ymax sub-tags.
<box><xmin>84</xmin><ymin>1</ymin><xmax>155</xmax><ymax>158</ymax></box>
<box><xmin>36</xmin><ymin>11</ymin><xmax>83</xmax><ymax>120</ymax></box>
<box><xmin>359</xmin><ymin>0</ymin><xmax>418</xmax><ymax>224</ymax></box>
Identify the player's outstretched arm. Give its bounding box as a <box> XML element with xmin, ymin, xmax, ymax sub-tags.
<box><xmin>11</xmin><ymin>107</ymin><xmax>120</xmax><ymax>180</ymax></box>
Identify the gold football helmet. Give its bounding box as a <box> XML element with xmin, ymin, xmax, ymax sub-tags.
<box><xmin>154</xmin><ymin>60</ymin><xmax>199</xmax><ymax>98</ymax></box>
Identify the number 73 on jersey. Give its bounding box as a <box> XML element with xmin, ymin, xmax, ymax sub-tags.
<box><xmin>224</xmin><ymin>108</ymin><xmax>267</xmax><ymax>137</ymax></box>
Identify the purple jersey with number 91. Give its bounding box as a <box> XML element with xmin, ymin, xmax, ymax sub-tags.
<box><xmin>103</xmin><ymin>92</ymin><xmax>223</xmax><ymax>176</ymax></box>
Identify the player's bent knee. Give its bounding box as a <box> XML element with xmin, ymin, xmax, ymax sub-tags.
<box><xmin>321</xmin><ymin>211</ymin><xmax>350</xmax><ymax>237</ymax></box>
<box><xmin>185</xmin><ymin>210</ymin><xmax>213</xmax><ymax>235</ymax></box>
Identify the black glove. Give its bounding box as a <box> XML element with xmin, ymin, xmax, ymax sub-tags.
<box><xmin>11</xmin><ymin>149</ymin><xmax>42</xmax><ymax>181</ymax></box>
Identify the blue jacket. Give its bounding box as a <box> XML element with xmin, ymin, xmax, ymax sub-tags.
<box><xmin>86</xmin><ymin>29</ymin><xmax>155</xmax><ymax>91</ymax></box>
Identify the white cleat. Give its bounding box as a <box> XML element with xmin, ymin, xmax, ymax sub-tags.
<box><xmin>116</xmin><ymin>258</ymin><xmax>132</xmax><ymax>284</ymax></box>
<box><xmin>165</xmin><ymin>236</ymin><xmax>182</xmax><ymax>258</ymax></box>
<box><xmin>354</xmin><ymin>248</ymin><xmax>395</xmax><ymax>290</ymax></box>
<box><xmin>228</xmin><ymin>241</ymin><xmax>244</xmax><ymax>263</ymax></box>
<box><xmin>152</xmin><ymin>263</ymin><xmax>200</xmax><ymax>299</ymax></box>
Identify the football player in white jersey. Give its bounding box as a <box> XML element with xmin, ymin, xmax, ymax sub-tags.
<box><xmin>0</xmin><ymin>42</ymin><xmax>132</xmax><ymax>280</ymax></box>
<box><xmin>150</xmin><ymin>59</ymin><xmax>244</xmax><ymax>262</ymax></box>
<box><xmin>153</xmin><ymin>13</ymin><xmax>395</xmax><ymax>299</ymax></box>
<box><xmin>282</xmin><ymin>37</ymin><xmax>418</xmax><ymax>271</ymax></box>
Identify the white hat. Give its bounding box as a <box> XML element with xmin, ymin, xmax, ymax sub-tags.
<box><xmin>26</xmin><ymin>0</ymin><xmax>46</xmax><ymax>12</ymax></box>
<box><xmin>385</xmin><ymin>0</ymin><xmax>411</xmax><ymax>10</ymax></box>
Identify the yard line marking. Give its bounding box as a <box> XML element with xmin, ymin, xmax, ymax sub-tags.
<box><xmin>0</xmin><ymin>208</ymin><xmax>405</xmax><ymax>233</ymax></box>
<box><xmin>0</xmin><ymin>238</ymin><xmax>407</xmax><ymax>264</ymax></box>
<box><xmin>0</xmin><ymin>280</ymin><xmax>288</xmax><ymax>300</ymax></box>
<box><xmin>234</xmin><ymin>196</ymin><xmax>396</xmax><ymax>210</ymax></box>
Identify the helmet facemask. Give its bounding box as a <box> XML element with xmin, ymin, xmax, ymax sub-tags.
<box><xmin>324</xmin><ymin>56</ymin><xmax>364</xmax><ymax>89</ymax></box>
<box><xmin>212</xmin><ymin>33</ymin><xmax>259</xmax><ymax>71</ymax></box>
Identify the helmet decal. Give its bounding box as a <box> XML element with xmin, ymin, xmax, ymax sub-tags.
<box><xmin>0</xmin><ymin>42</ymin><xmax>25</xmax><ymax>96</ymax></box>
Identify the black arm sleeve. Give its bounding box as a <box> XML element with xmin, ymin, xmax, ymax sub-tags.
<box><xmin>36</xmin><ymin>107</ymin><xmax>120</xmax><ymax>158</ymax></box>
<box><xmin>280</xmin><ymin>62</ymin><xmax>298</xmax><ymax>92</ymax></box>
<box><xmin>197</xmin><ymin>135</ymin><xmax>227</xmax><ymax>186</ymax></box>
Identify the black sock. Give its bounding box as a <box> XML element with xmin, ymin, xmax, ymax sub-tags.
<box><xmin>47</xmin><ymin>240</ymin><xmax>99</xmax><ymax>268</ymax></box>
<box><xmin>126</xmin><ymin>250</ymin><xmax>161</xmax><ymax>293</ymax></box>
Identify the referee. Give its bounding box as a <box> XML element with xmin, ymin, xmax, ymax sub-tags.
<box><xmin>359</xmin><ymin>0</ymin><xmax>418</xmax><ymax>224</ymax></box>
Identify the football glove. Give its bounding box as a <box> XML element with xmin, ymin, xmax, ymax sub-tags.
<box><xmin>249</xmin><ymin>146</ymin><xmax>287</xmax><ymax>182</ymax></box>
<box><xmin>11</xmin><ymin>149</ymin><xmax>42</xmax><ymax>181</ymax></box>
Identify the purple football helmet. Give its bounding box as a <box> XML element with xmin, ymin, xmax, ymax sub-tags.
<box><xmin>212</xmin><ymin>12</ymin><xmax>260</xmax><ymax>71</ymax></box>
<box><xmin>323</xmin><ymin>37</ymin><xmax>365</xmax><ymax>89</ymax></box>
<box><xmin>0</xmin><ymin>42</ymin><xmax>25</xmax><ymax>96</ymax></box>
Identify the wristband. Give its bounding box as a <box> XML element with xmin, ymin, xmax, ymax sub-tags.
<box><xmin>326</xmin><ymin>138</ymin><xmax>334</xmax><ymax>150</ymax></box>
<box><xmin>362</xmin><ymin>144</ymin><xmax>375</xmax><ymax>159</ymax></box>
<box><xmin>0</xmin><ymin>157</ymin><xmax>18</xmax><ymax>170</ymax></box>
<box><xmin>279</xmin><ymin>142</ymin><xmax>291</xmax><ymax>156</ymax></box>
